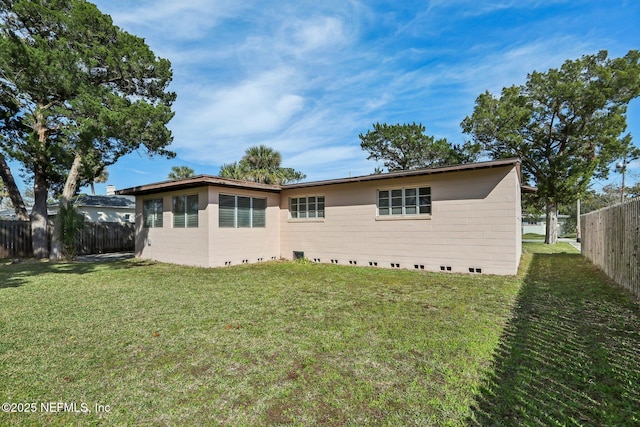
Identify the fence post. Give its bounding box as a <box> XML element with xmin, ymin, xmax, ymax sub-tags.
<box><xmin>1</xmin><ymin>220</ymin><xmax>133</xmax><ymax>258</ymax></box>
<box><xmin>581</xmin><ymin>197</ymin><xmax>640</xmax><ymax>299</ymax></box>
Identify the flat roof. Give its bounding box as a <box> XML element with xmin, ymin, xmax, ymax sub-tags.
<box><xmin>117</xmin><ymin>175</ymin><xmax>282</xmax><ymax>196</ymax></box>
<box><xmin>283</xmin><ymin>158</ymin><xmax>521</xmax><ymax>189</ymax></box>
<box><xmin>117</xmin><ymin>158</ymin><xmax>523</xmax><ymax>196</ymax></box>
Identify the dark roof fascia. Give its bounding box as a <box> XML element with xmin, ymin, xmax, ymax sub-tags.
<box><xmin>282</xmin><ymin>158</ymin><xmax>522</xmax><ymax>190</ymax></box>
<box><xmin>116</xmin><ymin>158</ymin><xmax>523</xmax><ymax>196</ymax></box>
<box><xmin>116</xmin><ymin>175</ymin><xmax>282</xmax><ymax>196</ymax></box>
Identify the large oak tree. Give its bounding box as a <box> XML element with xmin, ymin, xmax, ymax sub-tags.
<box><xmin>461</xmin><ymin>50</ymin><xmax>640</xmax><ymax>244</ymax></box>
<box><xmin>0</xmin><ymin>0</ymin><xmax>175</xmax><ymax>258</ymax></box>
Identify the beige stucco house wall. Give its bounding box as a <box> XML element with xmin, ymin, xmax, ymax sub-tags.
<box><xmin>119</xmin><ymin>158</ymin><xmax>524</xmax><ymax>275</ymax></box>
<box><xmin>124</xmin><ymin>178</ymin><xmax>281</xmax><ymax>268</ymax></box>
<box><xmin>280</xmin><ymin>162</ymin><xmax>522</xmax><ymax>275</ymax></box>
<box><xmin>206</xmin><ymin>186</ymin><xmax>281</xmax><ymax>268</ymax></box>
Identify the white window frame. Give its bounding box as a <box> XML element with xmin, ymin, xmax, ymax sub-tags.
<box><xmin>377</xmin><ymin>186</ymin><xmax>431</xmax><ymax>217</ymax></box>
<box><xmin>289</xmin><ymin>196</ymin><xmax>325</xmax><ymax>219</ymax></box>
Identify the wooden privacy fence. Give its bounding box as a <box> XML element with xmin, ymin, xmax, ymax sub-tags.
<box><xmin>581</xmin><ymin>197</ymin><xmax>640</xmax><ymax>299</ymax></box>
<box><xmin>0</xmin><ymin>220</ymin><xmax>134</xmax><ymax>258</ymax></box>
<box><xmin>0</xmin><ymin>221</ymin><xmax>32</xmax><ymax>258</ymax></box>
<box><xmin>75</xmin><ymin>222</ymin><xmax>135</xmax><ymax>255</ymax></box>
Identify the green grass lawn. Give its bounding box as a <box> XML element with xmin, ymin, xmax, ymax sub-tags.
<box><xmin>1</xmin><ymin>244</ymin><xmax>638</xmax><ymax>426</ymax></box>
<box><xmin>522</xmin><ymin>232</ymin><xmax>545</xmax><ymax>240</ymax></box>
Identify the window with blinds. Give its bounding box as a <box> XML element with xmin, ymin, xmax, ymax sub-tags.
<box><xmin>219</xmin><ymin>194</ymin><xmax>267</xmax><ymax>228</ymax></box>
<box><xmin>143</xmin><ymin>198</ymin><xmax>163</xmax><ymax>228</ymax></box>
<box><xmin>173</xmin><ymin>194</ymin><xmax>199</xmax><ymax>228</ymax></box>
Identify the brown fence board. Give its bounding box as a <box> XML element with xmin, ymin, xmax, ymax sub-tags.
<box><xmin>581</xmin><ymin>197</ymin><xmax>640</xmax><ymax>299</ymax></box>
<box><xmin>0</xmin><ymin>220</ymin><xmax>134</xmax><ymax>258</ymax></box>
<box><xmin>76</xmin><ymin>222</ymin><xmax>135</xmax><ymax>255</ymax></box>
<box><xmin>0</xmin><ymin>221</ymin><xmax>31</xmax><ymax>258</ymax></box>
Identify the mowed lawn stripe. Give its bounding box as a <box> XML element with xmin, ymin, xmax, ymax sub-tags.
<box><xmin>2</xmin><ymin>243</ymin><xmax>637</xmax><ymax>425</ymax></box>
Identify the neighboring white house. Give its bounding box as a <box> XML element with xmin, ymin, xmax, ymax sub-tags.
<box><xmin>1</xmin><ymin>193</ymin><xmax>135</xmax><ymax>223</ymax></box>
<box><xmin>522</xmin><ymin>214</ymin><xmax>570</xmax><ymax>236</ymax></box>
<box><xmin>0</xmin><ymin>207</ymin><xmax>56</xmax><ymax>220</ymax></box>
<box><xmin>119</xmin><ymin>158</ymin><xmax>527</xmax><ymax>275</ymax></box>
<box><xmin>0</xmin><ymin>208</ymin><xmax>21</xmax><ymax>220</ymax></box>
<box><xmin>49</xmin><ymin>195</ymin><xmax>136</xmax><ymax>223</ymax></box>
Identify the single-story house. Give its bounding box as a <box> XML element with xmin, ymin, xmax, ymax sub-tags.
<box><xmin>0</xmin><ymin>207</ymin><xmax>56</xmax><ymax>220</ymax></box>
<box><xmin>49</xmin><ymin>194</ymin><xmax>136</xmax><ymax>223</ymax></box>
<box><xmin>118</xmin><ymin>158</ymin><xmax>526</xmax><ymax>275</ymax></box>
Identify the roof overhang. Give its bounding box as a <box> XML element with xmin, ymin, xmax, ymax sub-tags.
<box><xmin>117</xmin><ymin>175</ymin><xmax>281</xmax><ymax>196</ymax></box>
<box><xmin>282</xmin><ymin>158</ymin><xmax>522</xmax><ymax>189</ymax></box>
<box><xmin>117</xmin><ymin>158</ymin><xmax>524</xmax><ymax>196</ymax></box>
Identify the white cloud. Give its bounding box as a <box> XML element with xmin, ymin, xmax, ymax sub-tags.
<box><xmin>106</xmin><ymin>0</ymin><xmax>250</xmax><ymax>40</ymax></box>
<box><xmin>89</xmin><ymin>0</ymin><xmax>639</xmax><ymax>186</ymax></box>
<box><xmin>290</xmin><ymin>16</ymin><xmax>349</xmax><ymax>53</ymax></box>
<box><xmin>197</xmin><ymin>72</ymin><xmax>304</xmax><ymax>137</ymax></box>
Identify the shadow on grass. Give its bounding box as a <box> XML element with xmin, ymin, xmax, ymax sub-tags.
<box><xmin>0</xmin><ymin>257</ymin><xmax>148</xmax><ymax>290</ymax></box>
<box><xmin>470</xmin><ymin>253</ymin><xmax>640</xmax><ymax>425</ymax></box>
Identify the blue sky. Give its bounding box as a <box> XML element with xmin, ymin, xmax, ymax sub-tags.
<box><xmin>13</xmin><ymin>0</ymin><xmax>640</xmax><ymax>195</ymax></box>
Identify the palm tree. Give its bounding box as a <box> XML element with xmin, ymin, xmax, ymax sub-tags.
<box><xmin>240</xmin><ymin>145</ymin><xmax>282</xmax><ymax>184</ymax></box>
<box><xmin>218</xmin><ymin>162</ymin><xmax>248</xmax><ymax>180</ymax></box>
<box><xmin>218</xmin><ymin>145</ymin><xmax>305</xmax><ymax>185</ymax></box>
<box><xmin>242</xmin><ymin>145</ymin><xmax>281</xmax><ymax>170</ymax></box>
<box><xmin>168</xmin><ymin>166</ymin><xmax>196</xmax><ymax>180</ymax></box>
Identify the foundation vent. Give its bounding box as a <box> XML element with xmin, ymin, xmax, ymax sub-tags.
<box><xmin>469</xmin><ymin>267</ymin><xmax>482</xmax><ymax>274</ymax></box>
<box><xmin>369</xmin><ymin>261</ymin><xmax>378</xmax><ymax>267</ymax></box>
<box><xmin>440</xmin><ymin>266</ymin><xmax>452</xmax><ymax>272</ymax></box>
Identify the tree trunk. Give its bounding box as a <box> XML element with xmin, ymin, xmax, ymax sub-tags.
<box><xmin>30</xmin><ymin>167</ymin><xmax>49</xmax><ymax>258</ymax></box>
<box><xmin>545</xmin><ymin>200</ymin><xmax>558</xmax><ymax>244</ymax></box>
<box><xmin>0</xmin><ymin>154</ymin><xmax>29</xmax><ymax>220</ymax></box>
<box><xmin>50</xmin><ymin>152</ymin><xmax>83</xmax><ymax>260</ymax></box>
<box><xmin>31</xmin><ymin>109</ymin><xmax>51</xmax><ymax>258</ymax></box>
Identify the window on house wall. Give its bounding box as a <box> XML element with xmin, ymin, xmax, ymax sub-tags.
<box><xmin>289</xmin><ymin>196</ymin><xmax>325</xmax><ymax>219</ymax></box>
<box><xmin>219</xmin><ymin>194</ymin><xmax>267</xmax><ymax>228</ymax></box>
<box><xmin>377</xmin><ymin>187</ymin><xmax>431</xmax><ymax>216</ymax></box>
<box><xmin>143</xmin><ymin>198</ymin><xmax>163</xmax><ymax>228</ymax></box>
<box><xmin>173</xmin><ymin>194</ymin><xmax>199</xmax><ymax>228</ymax></box>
